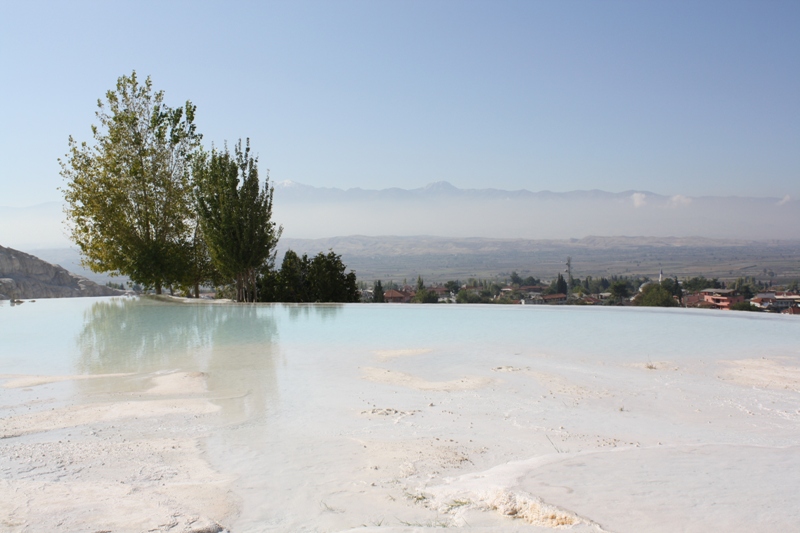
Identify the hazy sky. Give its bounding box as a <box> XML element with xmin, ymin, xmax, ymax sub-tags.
<box><xmin>1</xmin><ymin>0</ymin><xmax>798</xmax><ymax>207</ymax></box>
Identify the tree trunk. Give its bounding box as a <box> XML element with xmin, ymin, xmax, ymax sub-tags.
<box><xmin>236</xmin><ymin>274</ymin><xmax>244</xmax><ymax>302</ymax></box>
<box><xmin>155</xmin><ymin>282</ymin><xmax>162</xmax><ymax>295</ymax></box>
<box><xmin>194</xmin><ymin>282</ymin><xmax>200</xmax><ymax>299</ymax></box>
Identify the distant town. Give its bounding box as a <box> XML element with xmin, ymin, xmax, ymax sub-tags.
<box><xmin>359</xmin><ymin>262</ymin><xmax>800</xmax><ymax>315</ymax></box>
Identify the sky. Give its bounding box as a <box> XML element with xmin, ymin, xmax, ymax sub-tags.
<box><xmin>1</xmin><ymin>0</ymin><xmax>798</xmax><ymax>208</ymax></box>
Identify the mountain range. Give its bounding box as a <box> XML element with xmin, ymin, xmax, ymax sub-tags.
<box><xmin>1</xmin><ymin>182</ymin><xmax>797</xmax><ymax>253</ymax></box>
<box><xmin>269</xmin><ymin>181</ymin><xmax>798</xmax><ymax>241</ymax></box>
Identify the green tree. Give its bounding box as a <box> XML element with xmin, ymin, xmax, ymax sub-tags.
<box><xmin>456</xmin><ymin>289</ymin><xmax>484</xmax><ymax>304</ymax></box>
<box><xmin>60</xmin><ymin>71</ymin><xmax>201</xmax><ymax>294</ymax></box>
<box><xmin>270</xmin><ymin>249</ymin><xmax>359</xmax><ymax>303</ymax></box>
<box><xmin>609</xmin><ymin>280</ymin><xmax>630</xmax><ymax>303</ymax></box>
<box><xmin>660</xmin><ymin>277</ymin><xmax>683</xmax><ymax>305</ymax></box>
<box><xmin>730</xmin><ymin>301</ymin><xmax>762</xmax><ymax>312</ymax></box>
<box><xmin>194</xmin><ymin>140</ymin><xmax>282</xmax><ymax>302</ymax></box>
<box><xmin>635</xmin><ymin>283</ymin><xmax>678</xmax><ymax>307</ymax></box>
<box><xmin>373</xmin><ymin>280</ymin><xmax>385</xmax><ymax>303</ymax></box>
<box><xmin>510</xmin><ymin>271</ymin><xmax>523</xmax><ymax>285</ymax></box>
<box><xmin>683</xmin><ymin>276</ymin><xmax>720</xmax><ymax>294</ymax></box>
<box><xmin>556</xmin><ymin>273</ymin><xmax>568</xmax><ymax>295</ymax></box>
<box><xmin>307</xmin><ymin>250</ymin><xmax>360</xmax><ymax>302</ymax></box>
<box><xmin>275</xmin><ymin>250</ymin><xmax>310</xmax><ymax>302</ymax></box>
<box><xmin>411</xmin><ymin>275</ymin><xmax>438</xmax><ymax>303</ymax></box>
<box><xmin>444</xmin><ymin>280</ymin><xmax>460</xmax><ymax>294</ymax></box>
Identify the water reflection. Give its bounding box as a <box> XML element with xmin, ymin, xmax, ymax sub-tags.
<box><xmin>205</xmin><ymin>305</ymin><xmax>280</xmax><ymax>424</ymax></box>
<box><xmin>75</xmin><ymin>298</ymin><xmax>281</xmax><ymax>423</ymax></box>
<box><xmin>283</xmin><ymin>302</ymin><xmax>344</xmax><ymax>322</ymax></box>
<box><xmin>76</xmin><ymin>298</ymin><xmax>220</xmax><ymax>373</ymax></box>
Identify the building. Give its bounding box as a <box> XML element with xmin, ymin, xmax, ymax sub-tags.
<box><xmin>383</xmin><ymin>289</ymin><xmax>412</xmax><ymax>303</ymax></box>
<box><xmin>542</xmin><ymin>293</ymin><xmax>568</xmax><ymax>305</ymax></box>
<box><xmin>700</xmin><ymin>288</ymin><xmax>743</xmax><ymax>310</ymax></box>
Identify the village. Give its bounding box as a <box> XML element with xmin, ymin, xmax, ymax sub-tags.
<box><xmin>361</xmin><ymin>272</ymin><xmax>800</xmax><ymax>314</ymax></box>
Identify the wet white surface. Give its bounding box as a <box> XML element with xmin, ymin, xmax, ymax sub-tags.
<box><xmin>2</xmin><ymin>298</ymin><xmax>800</xmax><ymax>531</ymax></box>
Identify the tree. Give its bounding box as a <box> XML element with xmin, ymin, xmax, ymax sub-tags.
<box><xmin>178</xmin><ymin>223</ymin><xmax>219</xmax><ymax>298</ymax></box>
<box><xmin>510</xmin><ymin>271</ymin><xmax>523</xmax><ymax>285</ymax></box>
<box><xmin>275</xmin><ymin>250</ymin><xmax>309</xmax><ymax>302</ymax></box>
<box><xmin>609</xmin><ymin>280</ymin><xmax>630</xmax><ymax>303</ymax></box>
<box><xmin>194</xmin><ymin>140</ymin><xmax>282</xmax><ymax>302</ymax></box>
<box><xmin>373</xmin><ymin>280</ymin><xmax>385</xmax><ymax>303</ymax></box>
<box><xmin>683</xmin><ymin>276</ymin><xmax>720</xmax><ymax>294</ymax></box>
<box><xmin>411</xmin><ymin>275</ymin><xmax>438</xmax><ymax>303</ymax></box>
<box><xmin>556</xmin><ymin>273</ymin><xmax>568</xmax><ymax>295</ymax></box>
<box><xmin>456</xmin><ymin>289</ymin><xmax>484</xmax><ymax>304</ymax></box>
<box><xmin>522</xmin><ymin>276</ymin><xmax>541</xmax><ymax>286</ymax></box>
<box><xmin>660</xmin><ymin>277</ymin><xmax>683</xmax><ymax>305</ymax></box>
<box><xmin>730</xmin><ymin>301</ymin><xmax>762</xmax><ymax>312</ymax></box>
<box><xmin>60</xmin><ymin>71</ymin><xmax>201</xmax><ymax>294</ymax></box>
<box><xmin>444</xmin><ymin>280</ymin><xmax>460</xmax><ymax>294</ymax></box>
<box><xmin>635</xmin><ymin>283</ymin><xmax>678</xmax><ymax>307</ymax></box>
<box><xmin>412</xmin><ymin>289</ymin><xmax>439</xmax><ymax>303</ymax></box>
<box><xmin>269</xmin><ymin>249</ymin><xmax>359</xmax><ymax>303</ymax></box>
<box><xmin>307</xmin><ymin>250</ymin><xmax>360</xmax><ymax>302</ymax></box>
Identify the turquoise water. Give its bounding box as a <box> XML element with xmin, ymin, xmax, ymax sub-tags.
<box><xmin>3</xmin><ymin>297</ymin><xmax>799</xmax><ymax>376</ymax></box>
<box><xmin>3</xmin><ymin>297</ymin><xmax>800</xmax><ymax>531</ymax></box>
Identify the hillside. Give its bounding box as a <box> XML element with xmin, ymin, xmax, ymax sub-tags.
<box><xmin>0</xmin><ymin>245</ymin><xmax>122</xmax><ymax>300</ymax></box>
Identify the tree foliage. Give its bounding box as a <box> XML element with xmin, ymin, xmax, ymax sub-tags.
<box><xmin>444</xmin><ymin>280</ymin><xmax>460</xmax><ymax>294</ymax></box>
<box><xmin>554</xmin><ymin>273</ymin><xmax>568</xmax><ymax>295</ymax></box>
<box><xmin>456</xmin><ymin>290</ymin><xmax>486</xmax><ymax>304</ymax></box>
<box><xmin>373</xmin><ymin>280</ymin><xmax>385</xmax><ymax>303</ymax></box>
<box><xmin>609</xmin><ymin>280</ymin><xmax>630</xmax><ymax>302</ymax></box>
<box><xmin>635</xmin><ymin>283</ymin><xmax>678</xmax><ymax>307</ymax></box>
<box><xmin>308</xmin><ymin>251</ymin><xmax>359</xmax><ymax>302</ymax></box>
<box><xmin>266</xmin><ymin>250</ymin><xmax>359</xmax><ymax>303</ymax></box>
<box><xmin>194</xmin><ymin>140</ymin><xmax>281</xmax><ymax>302</ymax></box>
<box><xmin>730</xmin><ymin>301</ymin><xmax>762</xmax><ymax>312</ymax></box>
<box><xmin>60</xmin><ymin>71</ymin><xmax>201</xmax><ymax>293</ymax></box>
<box><xmin>411</xmin><ymin>275</ymin><xmax>438</xmax><ymax>303</ymax></box>
<box><xmin>683</xmin><ymin>276</ymin><xmax>721</xmax><ymax>293</ymax></box>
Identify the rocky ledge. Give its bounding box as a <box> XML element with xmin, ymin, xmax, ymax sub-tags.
<box><xmin>0</xmin><ymin>245</ymin><xmax>123</xmax><ymax>300</ymax></box>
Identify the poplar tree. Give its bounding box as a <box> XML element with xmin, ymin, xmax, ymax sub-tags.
<box><xmin>60</xmin><ymin>72</ymin><xmax>201</xmax><ymax>293</ymax></box>
<box><xmin>194</xmin><ymin>140</ymin><xmax>282</xmax><ymax>302</ymax></box>
<box><xmin>373</xmin><ymin>280</ymin><xmax>385</xmax><ymax>303</ymax></box>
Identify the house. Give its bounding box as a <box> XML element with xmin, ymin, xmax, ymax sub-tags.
<box><xmin>384</xmin><ymin>289</ymin><xmax>411</xmax><ymax>303</ymax></box>
<box><xmin>700</xmin><ymin>288</ymin><xmax>743</xmax><ymax>310</ymax></box>
<box><xmin>542</xmin><ymin>293</ymin><xmax>567</xmax><ymax>305</ymax></box>
<box><xmin>430</xmin><ymin>286</ymin><xmax>450</xmax><ymax>297</ymax></box>
<box><xmin>683</xmin><ymin>292</ymin><xmax>705</xmax><ymax>307</ymax></box>
<box><xmin>750</xmin><ymin>293</ymin><xmax>776</xmax><ymax>310</ymax></box>
<box><xmin>783</xmin><ymin>306</ymin><xmax>800</xmax><ymax>315</ymax></box>
<box><xmin>775</xmin><ymin>293</ymin><xmax>800</xmax><ymax>310</ymax></box>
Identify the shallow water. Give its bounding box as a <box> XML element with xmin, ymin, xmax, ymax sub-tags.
<box><xmin>2</xmin><ymin>297</ymin><xmax>800</xmax><ymax>531</ymax></box>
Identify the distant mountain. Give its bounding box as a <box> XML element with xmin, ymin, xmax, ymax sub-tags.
<box><xmin>2</xmin><ymin>184</ymin><xmax>797</xmax><ymax>252</ymax></box>
<box><xmin>270</xmin><ymin>181</ymin><xmax>798</xmax><ymax>241</ymax></box>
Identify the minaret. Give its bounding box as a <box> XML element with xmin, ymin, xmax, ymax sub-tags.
<box><xmin>565</xmin><ymin>257</ymin><xmax>572</xmax><ymax>294</ymax></box>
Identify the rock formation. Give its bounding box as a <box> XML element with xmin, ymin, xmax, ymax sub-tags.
<box><xmin>0</xmin><ymin>245</ymin><xmax>123</xmax><ymax>299</ymax></box>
